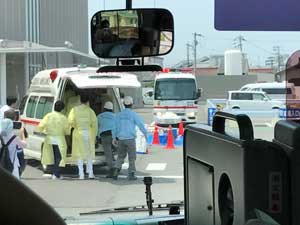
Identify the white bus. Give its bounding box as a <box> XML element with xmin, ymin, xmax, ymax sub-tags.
<box><xmin>153</xmin><ymin>72</ymin><xmax>200</xmax><ymax>126</ymax></box>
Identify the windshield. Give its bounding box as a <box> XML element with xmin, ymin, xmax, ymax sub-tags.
<box><xmin>154</xmin><ymin>78</ymin><xmax>197</xmax><ymax>100</ymax></box>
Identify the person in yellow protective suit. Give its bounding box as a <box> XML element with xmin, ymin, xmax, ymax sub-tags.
<box><xmin>65</xmin><ymin>91</ymin><xmax>81</xmax><ymax>116</ymax></box>
<box><xmin>68</xmin><ymin>93</ymin><xmax>98</xmax><ymax>179</ymax></box>
<box><xmin>37</xmin><ymin>101</ymin><xmax>70</xmax><ymax>179</ymax></box>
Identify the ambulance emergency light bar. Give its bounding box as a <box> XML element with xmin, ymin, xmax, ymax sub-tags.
<box><xmin>161</xmin><ymin>68</ymin><xmax>193</xmax><ymax>73</ymax></box>
<box><xmin>215</xmin><ymin>0</ymin><xmax>300</xmax><ymax>31</ymax></box>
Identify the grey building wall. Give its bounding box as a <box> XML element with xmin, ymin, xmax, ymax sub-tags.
<box><xmin>6</xmin><ymin>54</ymin><xmax>26</xmax><ymax>101</ymax></box>
<box><xmin>197</xmin><ymin>75</ymin><xmax>258</xmax><ymax>100</ymax></box>
<box><xmin>0</xmin><ymin>0</ymin><xmax>88</xmax><ymax>53</ymax></box>
<box><xmin>0</xmin><ymin>0</ymin><xmax>26</xmax><ymax>41</ymax></box>
<box><xmin>39</xmin><ymin>0</ymin><xmax>88</xmax><ymax>53</ymax></box>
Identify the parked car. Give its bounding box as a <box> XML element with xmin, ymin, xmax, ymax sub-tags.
<box><xmin>225</xmin><ymin>90</ymin><xmax>283</xmax><ymax>110</ymax></box>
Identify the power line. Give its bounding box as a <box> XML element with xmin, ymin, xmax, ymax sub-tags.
<box><xmin>245</xmin><ymin>40</ymin><xmax>273</xmax><ymax>54</ymax></box>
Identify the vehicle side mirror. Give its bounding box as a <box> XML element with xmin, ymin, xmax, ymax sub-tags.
<box><xmin>197</xmin><ymin>88</ymin><xmax>202</xmax><ymax>98</ymax></box>
<box><xmin>91</xmin><ymin>8</ymin><xmax>174</xmax><ymax>58</ymax></box>
<box><xmin>263</xmin><ymin>97</ymin><xmax>268</xmax><ymax>101</ymax></box>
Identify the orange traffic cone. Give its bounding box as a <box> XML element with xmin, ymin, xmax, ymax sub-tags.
<box><xmin>165</xmin><ymin>125</ymin><xmax>175</xmax><ymax>149</ymax></box>
<box><xmin>178</xmin><ymin>120</ymin><xmax>184</xmax><ymax>136</ymax></box>
<box><xmin>152</xmin><ymin>125</ymin><xmax>160</xmax><ymax>145</ymax></box>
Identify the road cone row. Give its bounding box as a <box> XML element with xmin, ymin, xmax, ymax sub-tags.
<box><xmin>150</xmin><ymin>121</ymin><xmax>185</xmax><ymax>149</ymax></box>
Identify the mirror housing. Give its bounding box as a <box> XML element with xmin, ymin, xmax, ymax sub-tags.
<box><xmin>197</xmin><ymin>88</ymin><xmax>202</xmax><ymax>98</ymax></box>
<box><xmin>91</xmin><ymin>8</ymin><xmax>174</xmax><ymax>58</ymax></box>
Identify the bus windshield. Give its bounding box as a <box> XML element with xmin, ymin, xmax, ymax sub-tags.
<box><xmin>154</xmin><ymin>78</ymin><xmax>197</xmax><ymax>100</ymax></box>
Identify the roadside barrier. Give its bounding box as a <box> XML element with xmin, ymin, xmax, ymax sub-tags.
<box><xmin>136</xmin><ymin>128</ymin><xmax>148</xmax><ymax>154</ymax></box>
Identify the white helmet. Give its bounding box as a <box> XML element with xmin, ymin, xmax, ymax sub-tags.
<box><xmin>124</xmin><ymin>96</ymin><xmax>133</xmax><ymax>106</ymax></box>
<box><xmin>104</xmin><ymin>101</ymin><xmax>113</xmax><ymax>110</ymax></box>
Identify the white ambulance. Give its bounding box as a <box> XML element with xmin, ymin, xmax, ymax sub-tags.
<box><xmin>153</xmin><ymin>71</ymin><xmax>201</xmax><ymax>126</ymax></box>
<box><xmin>19</xmin><ymin>67</ymin><xmax>141</xmax><ymax>170</ymax></box>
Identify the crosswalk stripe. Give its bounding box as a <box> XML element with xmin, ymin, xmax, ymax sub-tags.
<box><xmin>146</xmin><ymin>163</ymin><xmax>167</xmax><ymax>171</ymax></box>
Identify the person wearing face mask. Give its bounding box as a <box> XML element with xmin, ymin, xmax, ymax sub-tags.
<box><xmin>0</xmin><ymin>118</ymin><xmax>27</xmax><ymax>179</ymax></box>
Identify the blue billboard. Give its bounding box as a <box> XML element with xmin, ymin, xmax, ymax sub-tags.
<box><xmin>215</xmin><ymin>0</ymin><xmax>300</xmax><ymax>31</ymax></box>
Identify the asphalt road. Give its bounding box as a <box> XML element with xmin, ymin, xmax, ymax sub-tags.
<box><xmin>22</xmin><ymin>106</ymin><xmax>184</xmax><ymax>218</ymax></box>
<box><xmin>21</xmin><ymin>105</ymin><xmax>274</xmax><ymax>219</ymax></box>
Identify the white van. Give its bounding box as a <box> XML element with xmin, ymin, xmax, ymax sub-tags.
<box><xmin>240</xmin><ymin>82</ymin><xmax>296</xmax><ymax>100</ymax></box>
<box><xmin>20</xmin><ymin>67</ymin><xmax>141</xmax><ymax>169</ymax></box>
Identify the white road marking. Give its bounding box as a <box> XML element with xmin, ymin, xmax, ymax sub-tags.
<box><xmin>35</xmin><ymin>174</ymin><xmax>184</xmax><ymax>180</ymax></box>
<box><xmin>122</xmin><ymin>162</ymin><xmax>129</xmax><ymax>170</ymax></box>
<box><xmin>121</xmin><ymin>175</ymin><xmax>183</xmax><ymax>179</ymax></box>
<box><xmin>42</xmin><ymin>174</ymin><xmax>52</xmax><ymax>177</ymax></box>
<box><xmin>146</xmin><ymin>163</ymin><xmax>167</xmax><ymax>171</ymax></box>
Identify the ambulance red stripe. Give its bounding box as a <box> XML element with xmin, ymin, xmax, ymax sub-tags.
<box><xmin>21</xmin><ymin>119</ymin><xmax>40</xmax><ymax>126</ymax></box>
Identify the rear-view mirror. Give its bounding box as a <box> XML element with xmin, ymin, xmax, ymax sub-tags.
<box><xmin>91</xmin><ymin>8</ymin><xmax>174</xmax><ymax>58</ymax></box>
<box><xmin>197</xmin><ymin>88</ymin><xmax>202</xmax><ymax>98</ymax></box>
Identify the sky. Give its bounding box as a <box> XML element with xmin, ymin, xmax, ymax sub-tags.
<box><xmin>88</xmin><ymin>0</ymin><xmax>300</xmax><ymax>67</ymax></box>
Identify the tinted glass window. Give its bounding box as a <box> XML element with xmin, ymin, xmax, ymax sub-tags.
<box><xmin>262</xmin><ymin>88</ymin><xmax>292</xmax><ymax>94</ymax></box>
<box><xmin>25</xmin><ymin>96</ymin><xmax>38</xmax><ymax>118</ymax></box>
<box><xmin>35</xmin><ymin>97</ymin><xmax>54</xmax><ymax>119</ymax></box>
<box><xmin>231</xmin><ymin>93</ymin><xmax>253</xmax><ymax>100</ymax></box>
<box><xmin>19</xmin><ymin>95</ymin><xmax>28</xmax><ymax>115</ymax></box>
<box><xmin>253</xmin><ymin>93</ymin><xmax>265</xmax><ymax>100</ymax></box>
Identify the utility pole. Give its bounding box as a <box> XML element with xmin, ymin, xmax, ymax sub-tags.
<box><xmin>126</xmin><ymin>0</ymin><xmax>132</xmax><ymax>9</ymax></box>
<box><xmin>193</xmin><ymin>33</ymin><xmax>203</xmax><ymax>75</ymax></box>
<box><xmin>186</xmin><ymin>43</ymin><xmax>193</xmax><ymax>67</ymax></box>
<box><xmin>234</xmin><ymin>35</ymin><xmax>246</xmax><ymax>52</ymax></box>
<box><xmin>273</xmin><ymin>46</ymin><xmax>282</xmax><ymax>72</ymax></box>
